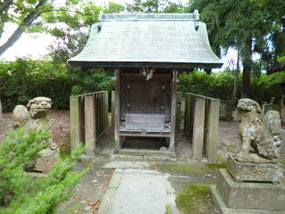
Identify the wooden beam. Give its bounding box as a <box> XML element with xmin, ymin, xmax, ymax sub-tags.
<box><xmin>169</xmin><ymin>70</ymin><xmax>178</xmax><ymax>152</ymax></box>
<box><xmin>114</xmin><ymin>69</ymin><xmax>120</xmax><ymax>150</ymax></box>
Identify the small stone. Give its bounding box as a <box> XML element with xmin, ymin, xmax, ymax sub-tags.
<box><xmin>84</xmin><ymin>206</ymin><xmax>91</xmax><ymax>211</ymax></box>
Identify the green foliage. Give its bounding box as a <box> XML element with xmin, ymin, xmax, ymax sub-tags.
<box><xmin>0</xmin><ymin>128</ymin><xmax>89</xmax><ymax>213</ymax></box>
<box><xmin>0</xmin><ymin>127</ymin><xmax>50</xmax><ymax>206</ymax></box>
<box><xmin>175</xmin><ymin>184</ymin><xmax>211</xmax><ymax>214</ymax></box>
<box><xmin>126</xmin><ymin>0</ymin><xmax>185</xmax><ymax>13</ymax></box>
<box><xmin>178</xmin><ymin>70</ymin><xmax>283</xmax><ymax>103</ymax></box>
<box><xmin>71</xmin><ymin>69</ymin><xmax>114</xmax><ymax>95</ymax></box>
<box><xmin>0</xmin><ymin>58</ymin><xmax>115</xmax><ymax>112</ymax></box>
<box><xmin>189</xmin><ymin>0</ymin><xmax>285</xmax><ymax>73</ymax></box>
<box><xmin>0</xmin><ymin>59</ymin><xmax>75</xmax><ymax>111</ymax></box>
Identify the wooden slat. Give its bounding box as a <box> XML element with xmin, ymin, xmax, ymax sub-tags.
<box><xmin>111</xmin><ymin>91</ymin><xmax>115</xmax><ymax>127</ymax></box>
<box><xmin>192</xmin><ymin>97</ymin><xmax>206</xmax><ymax>160</ymax></box>
<box><xmin>176</xmin><ymin>92</ymin><xmax>181</xmax><ymax>131</ymax></box>
<box><xmin>84</xmin><ymin>96</ymin><xmax>96</xmax><ymax>154</ymax></box>
<box><xmin>205</xmin><ymin>99</ymin><xmax>219</xmax><ymax>162</ymax></box>
<box><xmin>70</xmin><ymin>96</ymin><xmax>81</xmax><ymax>152</ymax></box>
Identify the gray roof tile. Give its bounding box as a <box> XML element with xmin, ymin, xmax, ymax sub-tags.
<box><xmin>69</xmin><ymin>13</ymin><xmax>223</xmax><ymax>68</ymax></box>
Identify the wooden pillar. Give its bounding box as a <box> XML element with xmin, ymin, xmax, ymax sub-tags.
<box><xmin>84</xmin><ymin>95</ymin><xmax>96</xmax><ymax>155</ymax></box>
<box><xmin>70</xmin><ymin>96</ymin><xmax>81</xmax><ymax>152</ymax></box>
<box><xmin>111</xmin><ymin>91</ymin><xmax>115</xmax><ymax>127</ymax></box>
<box><xmin>192</xmin><ymin>97</ymin><xmax>206</xmax><ymax>160</ymax></box>
<box><xmin>114</xmin><ymin>69</ymin><xmax>120</xmax><ymax>150</ymax></box>
<box><xmin>169</xmin><ymin>71</ymin><xmax>178</xmax><ymax>152</ymax></box>
<box><xmin>205</xmin><ymin>99</ymin><xmax>219</xmax><ymax>162</ymax></box>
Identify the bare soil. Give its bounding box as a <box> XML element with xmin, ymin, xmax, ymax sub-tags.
<box><xmin>0</xmin><ymin>110</ymin><xmax>70</xmax><ymax>153</ymax></box>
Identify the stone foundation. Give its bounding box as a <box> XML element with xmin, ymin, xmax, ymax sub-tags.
<box><xmin>211</xmin><ymin>169</ymin><xmax>285</xmax><ymax>214</ymax></box>
<box><xmin>227</xmin><ymin>155</ymin><xmax>283</xmax><ymax>183</ymax></box>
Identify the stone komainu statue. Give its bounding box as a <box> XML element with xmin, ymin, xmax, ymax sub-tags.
<box><xmin>235</xmin><ymin>98</ymin><xmax>282</xmax><ymax>163</ymax></box>
<box><xmin>12</xmin><ymin>97</ymin><xmax>60</xmax><ymax>173</ymax></box>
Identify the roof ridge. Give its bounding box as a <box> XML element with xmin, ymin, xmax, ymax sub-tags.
<box><xmin>99</xmin><ymin>12</ymin><xmax>199</xmax><ymax>22</ymax></box>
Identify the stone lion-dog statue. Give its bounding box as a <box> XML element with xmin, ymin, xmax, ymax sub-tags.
<box><xmin>12</xmin><ymin>97</ymin><xmax>60</xmax><ymax>173</ymax></box>
<box><xmin>235</xmin><ymin>98</ymin><xmax>282</xmax><ymax>163</ymax></box>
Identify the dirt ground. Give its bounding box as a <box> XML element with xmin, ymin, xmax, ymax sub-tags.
<box><xmin>0</xmin><ymin>110</ymin><xmax>70</xmax><ymax>153</ymax></box>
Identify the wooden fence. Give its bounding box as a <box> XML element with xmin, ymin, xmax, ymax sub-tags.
<box><xmin>70</xmin><ymin>91</ymin><xmax>109</xmax><ymax>154</ymax></box>
<box><xmin>184</xmin><ymin>93</ymin><xmax>220</xmax><ymax>162</ymax></box>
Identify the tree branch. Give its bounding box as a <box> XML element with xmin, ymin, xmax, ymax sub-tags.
<box><xmin>0</xmin><ymin>0</ymin><xmax>48</xmax><ymax>56</ymax></box>
<box><xmin>0</xmin><ymin>0</ymin><xmax>13</xmax><ymax>14</ymax></box>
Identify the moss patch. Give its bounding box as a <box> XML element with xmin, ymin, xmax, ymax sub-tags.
<box><xmin>165</xmin><ymin>204</ymin><xmax>172</xmax><ymax>214</ymax></box>
<box><xmin>176</xmin><ymin>184</ymin><xmax>217</xmax><ymax>214</ymax></box>
<box><xmin>150</xmin><ymin>162</ymin><xmax>225</xmax><ymax>174</ymax></box>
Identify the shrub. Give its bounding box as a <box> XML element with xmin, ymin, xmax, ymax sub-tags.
<box><xmin>0</xmin><ymin>128</ymin><xmax>89</xmax><ymax>214</ymax></box>
<box><xmin>0</xmin><ymin>127</ymin><xmax>50</xmax><ymax>205</ymax></box>
<box><xmin>0</xmin><ymin>59</ymin><xmax>115</xmax><ymax>112</ymax></box>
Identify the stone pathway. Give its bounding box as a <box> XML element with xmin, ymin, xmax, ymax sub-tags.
<box><xmin>98</xmin><ymin>168</ymin><xmax>179</xmax><ymax>214</ymax></box>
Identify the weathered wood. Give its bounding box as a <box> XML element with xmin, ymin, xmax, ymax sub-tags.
<box><xmin>192</xmin><ymin>97</ymin><xmax>206</xmax><ymax>160</ymax></box>
<box><xmin>169</xmin><ymin>71</ymin><xmax>178</xmax><ymax>152</ymax></box>
<box><xmin>205</xmin><ymin>99</ymin><xmax>219</xmax><ymax>162</ymax></box>
<box><xmin>111</xmin><ymin>91</ymin><xmax>115</xmax><ymax>127</ymax></box>
<box><xmin>84</xmin><ymin>96</ymin><xmax>96</xmax><ymax>155</ymax></box>
<box><xmin>70</xmin><ymin>96</ymin><xmax>81</xmax><ymax>151</ymax></box>
<box><xmin>0</xmin><ymin>98</ymin><xmax>2</xmax><ymax>120</ymax></box>
<box><xmin>176</xmin><ymin>92</ymin><xmax>182</xmax><ymax>131</ymax></box>
<box><xmin>114</xmin><ymin>69</ymin><xmax>121</xmax><ymax>150</ymax></box>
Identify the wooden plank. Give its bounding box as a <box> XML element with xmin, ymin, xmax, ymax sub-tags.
<box><xmin>205</xmin><ymin>99</ymin><xmax>219</xmax><ymax>162</ymax></box>
<box><xmin>169</xmin><ymin>71</ymin><xmax>178</xmax><ymax>152</ymax></box>
<box><xmin>84</xmin><ymin>96</ymin><xmax>96</xmax><ymax>154</ymax></box>
<box><xmin>184</xmin><ymin>94</ymin><xmax>190</xmax><ymax>135</ymax></box>
<box><xmin>70</xmin><ymin>96</ymin><xmax>81</xmax><ymax>152</ymax></box>
<box><xmin>192</xmin><ymin>97</ymin><xmax>206</xmax><ymax>160</ymax></box>
<box><xmin>111</xmin><ymin>91</ymin><xmax>115</xmax><ymax>127</ymax></box>
<box><xmin>114</xmin><ymin>69</ymin><xmax>121</xmax><ymax>150</ymax></box>
<box><xmin>176</xmin><ymin>92</ymin><xmax>181</xmax><ymax>131</ymax></box>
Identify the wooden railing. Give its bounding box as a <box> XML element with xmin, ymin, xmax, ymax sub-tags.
<box><xmin>184</xmin><ymin>93</ymin><xmax>220</xmax><ymax>162</ymax></box>
<box><xmin>70</xmin><ymin>91</ymin><xmax>109</xmax><ymax>154</ymax></box>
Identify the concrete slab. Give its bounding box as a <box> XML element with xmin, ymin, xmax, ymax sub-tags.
<box><xmin>98</xmin><ymin>168</ymin><xmax>179</xmax><ymax>214</ymax></box>
<box><xmin>103</xmin><ymin>161</ymin><xmax>149</xmax><ymax>169</ymax></box>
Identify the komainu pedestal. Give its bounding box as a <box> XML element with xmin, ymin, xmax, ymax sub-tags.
<box><xmin>227</xmin><ymin>155</ymin><xmax>283</xmax><ymax>184</ymax></box>
<box><xmin>211</xmin><ymin>99</ymin><xmax>284</xmax><ymax>214</ymax></box>
<box><xmin>211</xmin><ymin>169</ymin><xmax>285</xmax><ymax>214</ymax></box>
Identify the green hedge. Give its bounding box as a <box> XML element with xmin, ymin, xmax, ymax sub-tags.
<box><xmin>0</xmin><ymin>59</ymin><xmax>282</xmax><ymax>112</ymax></box>
<box><xmin>178</xmin><ymin>71</ymin><xmax>283</xmax><ymax>104</ymax></box>
<box><xmin>0</xmin><ymin>59</ymin><xmax>114</xmax><ymax>112</ymax></box>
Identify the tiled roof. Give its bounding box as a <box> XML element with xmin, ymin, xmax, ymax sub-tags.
<box><xmin>69</xmin><ymin>13</ymin><xmax>223</xmax><ymax>69</ymax></box>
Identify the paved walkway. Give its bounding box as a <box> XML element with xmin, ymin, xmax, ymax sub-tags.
<box><xmin>98</xmin><ymin>168</ymin><xmax>179</xmax><ymax>214</ymax></box>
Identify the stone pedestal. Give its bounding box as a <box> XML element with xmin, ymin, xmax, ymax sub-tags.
<box><xmin>227</xmin><ymin>155</ymin><xmax>283</xmax><ymax>183</ymax></box>
<box><xmin>211</xmin><ymin>169</ymin><xmax>285</xmax><ymax>214</ymax></box>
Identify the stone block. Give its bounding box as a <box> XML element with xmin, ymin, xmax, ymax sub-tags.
<box><xmin>215</xmin><ymin>169</ymin><xmax>285</xmax><ymax>211</ymax></box>
<box><xmin>227</xmin><ymin>155</ymin><xmax>283</xmax><ymax>183</ymax></box>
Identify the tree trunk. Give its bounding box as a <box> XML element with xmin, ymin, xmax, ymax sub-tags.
<box><xmin>232</xmin><ymin>50</ymin><xmax>240</xmax><ymax>107</ymax></box>
<box><xmin>241</xmin><ymin>38</ymin><xmax>252</xmax><ymax>98</ymax></box>
<box><xmin>0</xmin><ymin>0</ymin><xmax>47</xmax><ymax>56</ymax></box>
